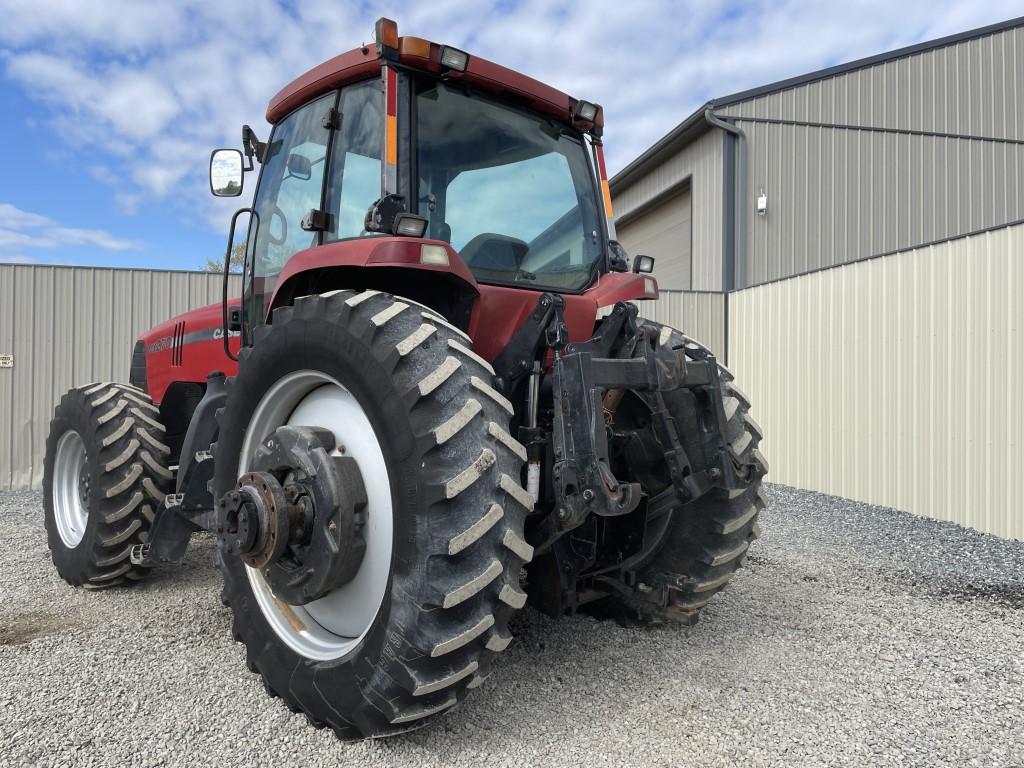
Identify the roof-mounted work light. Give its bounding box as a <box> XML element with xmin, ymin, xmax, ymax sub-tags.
<box><xmin>393</xmin><ymin>213</ymin><xmax>429</xmax><ymax>238</ymax></box>
<box><xmin>573</xmin><ymin>100</ymin><xmax>599</xmax><ymax>123</ymax></box>
<box><xmin>633</xmin><ymin>254</ymin><xmax>655</xmax><ymax>274</ymax></box>
<box><xmin>439</xmin><ymin>45</ymin><xmax>469</xmax><ymax>71</ymax></box>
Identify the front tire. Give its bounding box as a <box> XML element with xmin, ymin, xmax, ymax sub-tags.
<box><xmin>43</xmin><ymin>382</ymin><xmax>172</xmax><ymax>588</ymax></box>
<box><xmin>213</xmin><ymin>290</ymin><xmax>533</xmax><ymax>739</ymax></box>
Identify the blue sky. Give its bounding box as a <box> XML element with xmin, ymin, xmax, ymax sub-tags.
<box><xmin>0</xmin><ymin>0</ymin><xmax>1019</xmax><ymax>272</ymax></box>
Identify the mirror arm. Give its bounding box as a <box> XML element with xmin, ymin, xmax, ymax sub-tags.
<box><xmin>242</xmin><ymin>124</ymin><xmax>266</xmax><ymax>170</ymax></box>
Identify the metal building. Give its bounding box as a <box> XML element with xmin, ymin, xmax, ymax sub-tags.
<box><xmin>611</xmin><ymin>16</ymin><xmax>1024</xmax><ymax>539</ymax></box>
<box><xmin>0</xmin><ymin>265</ymin><xmax>240</xmax><ymax>490</ymax></box>
<box><xmin>613</xmin><ymin>16</ymin><xmax>1024</xmax><ymax>293</ymax></box>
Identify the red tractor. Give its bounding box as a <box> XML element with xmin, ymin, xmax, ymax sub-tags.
<box><xmin>43</xmin><ymin>19</ymin><xmax>766</xmax><ymax>739</ymax></box>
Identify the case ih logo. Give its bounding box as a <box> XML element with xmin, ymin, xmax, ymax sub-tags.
<box><xmin>147</xmin><ymin>327</ymin><xmax>239</xmax><ymax>356</ymax></box>
<box><xmin>146</xmin><ymin>336</ymin><xmax>174</xmax><ymax>355</ymax></box>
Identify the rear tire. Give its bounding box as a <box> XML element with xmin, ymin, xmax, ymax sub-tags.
<box><xmin>625</xmin><ymin>322</ymin><xmax>767</xmax><ymax>623</ymax></box>
<box><xmin>43</xmin><ymin>383</ymin><xmax>172</xmax><ymax>588</ymax></box>
<box><xmin>213</xmin><ymin>290</ymin><xmax>533</xmax><ymax>739</ymax></box>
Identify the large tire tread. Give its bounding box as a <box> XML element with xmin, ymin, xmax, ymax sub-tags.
<box><xmin>44</xmin><ymin>382</ymin><xmax>171</xmax><ymax>588</ymax></box>
<box><xmin>635</xmin><ymin>324</ymin><xmax>767</xmax><ymax>624</ymax></box>
<box><xmin>215</xmin><ymin>290</ymin><xmax>532</xmax><ymax>738</ymax></box>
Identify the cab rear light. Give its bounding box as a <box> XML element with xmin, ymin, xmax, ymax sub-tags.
<box><xmin>367</xmin><ymin>240</ymin><xmax>453</xmax><ymax>268</ymax></box>
<box><xmin>643</xmin><ymin>277</ymin><xmax>658</xmax><ymax>298</ymax></box>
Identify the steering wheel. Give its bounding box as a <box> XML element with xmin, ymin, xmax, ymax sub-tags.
<box><xmin>267</xmin><ymin>205</ymin><xmax>288</xmax><ymax>247</ymax></box>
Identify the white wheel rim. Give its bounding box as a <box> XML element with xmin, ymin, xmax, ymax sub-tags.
<box><xmin>53</xmin><ymin>430</ymin><xmax>89</xmax><ymax>547</ymax></box>
<box><xmin>240</xmin><ymin>370</ymin><xmax>394</xmax><ymax>661</ymax></box>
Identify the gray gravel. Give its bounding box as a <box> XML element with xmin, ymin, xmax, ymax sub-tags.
<box><xmin>1</xmin><ymin>484</ymin><xmax>1023</xmax><ymax>767</ymax></box>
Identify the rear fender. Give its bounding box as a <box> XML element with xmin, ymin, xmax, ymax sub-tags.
<box><xmin>470</xmin><ymin>285</ymin><xmax>599</xmax><ymax>363</ymax></box>
<box><xmin>268</xmin><ymin>238</ymin><xmax>479</xmax><ymax>329</ymax></box>
<box><xmin>586</xmin><ymin>271</ymin><xmax>659</xmax><ymax>308</ymax></box>
<box><xmin>468</xmin><ymin>272</ymin><xmax>659</xmax><ymax>363</ymax></box>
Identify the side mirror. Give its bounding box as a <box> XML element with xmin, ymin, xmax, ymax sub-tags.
<box><xmin>607</xmin><ymin>240</ymin><xmax>629</xmax><ymax>272</ymax></box>
<box><xmin>210</xmin><ymin>149</ymin><xmax>243</xmax><ymax>197</ymax></box>
<box><xmin>364</xmin><ymin>193</ymin><xmax>408</xmax><ymax>234</ymax></box>
<box><xmin>286</xmin><ymin>153</ymin><xmax>312</xmax><ymax>180</ymax></box>
<box><xmin>633</xmin><ymin>254</ymin><xmax>655</xmax><ymax>274</ymax></box>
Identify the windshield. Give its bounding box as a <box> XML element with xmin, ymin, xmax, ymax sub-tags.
<box><xmin>416</xmin><ymin>82</ymin><xmax>605</xmax><ymax>291</ymax></box>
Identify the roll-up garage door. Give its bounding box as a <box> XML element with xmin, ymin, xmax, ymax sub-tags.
<box><xmin>615</xmin><ymin>187</ymin><xmax>691</xmax><ymax>290</ymax></box>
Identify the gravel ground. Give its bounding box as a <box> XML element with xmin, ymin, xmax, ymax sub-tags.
<box><xmin>1</xmin><ymin>484</ymin><xmax>1022</xmax><ymax>767</ymax></box>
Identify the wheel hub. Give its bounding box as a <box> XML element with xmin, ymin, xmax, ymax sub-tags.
<box><xmin>219</xmin><ymin>425</ymin><xmax>367</xmax><ymax>605</ymax></box>
<box><xmin>53</xmin><ymin>429</ymin><xmax>90</xmax><ymax>548</ymax></box>
<box><xmin>78</xmin><ymin>469</ymin><xmax>91</xmax><ymax>511</ymax></box>
<box><xmin>220</xmin><ymin>472</ymin><xmax>291</xmax><ymax>568</ymax></box>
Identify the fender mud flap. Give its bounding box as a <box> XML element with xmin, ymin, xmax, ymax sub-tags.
<box><xmin>134</xmin><ymin>372</ymin><xmax>226</xmax><ymax>565</ymax></box>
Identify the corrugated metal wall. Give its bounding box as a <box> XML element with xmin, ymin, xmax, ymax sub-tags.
<box><xmin>644</xmin><ymin>290</ymin><xmax>726</xmax><ymax>356</ymax></box>
<box><xmin>729</xmin><ymin>222</ymin><xmax>1024</xmax><ymax>540</ymax></box>
<box><xmin>0</xmin><ymin>265</ymin><xmax>241</xmax><ymax>490</ymax></box>
<box><xmin>721</xmin><ymin>24</ymin><xmax>1024</xmax><ymax>140</ymax></box>
<box><xmin>612</xmin><ymin>130</ymin><xmax>724</xmax><ymax>290</ymax></box>
<box><xmin>721</xmin><ymin>23</ymin><xmax>1024</xmax><ymax>287</ymax></box>
<box><xmin>735</xmin><ymin>121</ymin><xmax>1024</xmax><ymax>286</ymax></box>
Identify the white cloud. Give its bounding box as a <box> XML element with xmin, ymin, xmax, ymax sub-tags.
<box><xmin>0</xmin><ymin>203</ymin><xmax>51</xmax><ymax>229</ymax></box>
<box><xmin>5</xmin><ymin>53</ymin><xmax>181</xmax><ymax>142</ymax></box>
<box><xmin>0</xmin><ymin>0</ymin><xmax>1020</xmax><ymax>239</ymax></box>
<box><xmin>0</xmin><ymin>203</ymin><xmax>138</xmax><ymax>254</ymax></box>
<box><xmin>88</xmin><ymin>165</ymin><xmax>117</xmax><ymax>185</ymax></box>
<box><xmin>0</xmin><ymin>0</ymin><xmax>185</xmax><ymax>52</ymax></box>
<box><xmin>113</xmin><ymin>192</ymin><xmax>142</xmax><ymax>216</ymax></box>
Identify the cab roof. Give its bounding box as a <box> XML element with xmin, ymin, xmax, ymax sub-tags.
<box><xmin>266</xmin><ymin>31</ymin><xmax>603</xmax><ymax>132</ymax></box>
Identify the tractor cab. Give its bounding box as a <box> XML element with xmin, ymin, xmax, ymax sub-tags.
<box><xmin>210</xmin><ymin>18</ymin><xmax>619</xmax><ymax>341</ymax></box>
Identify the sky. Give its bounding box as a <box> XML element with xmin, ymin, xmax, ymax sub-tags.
<box><xmin>0</xmin><ymin>0</ymin><xmax>1019</xmax><ymax>272</ymax></box>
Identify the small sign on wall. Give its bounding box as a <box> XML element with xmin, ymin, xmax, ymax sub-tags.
<box><xmin>0</xmin><ymin>354</ymin><xmax>12</xmax><ymax>368</ymax></box>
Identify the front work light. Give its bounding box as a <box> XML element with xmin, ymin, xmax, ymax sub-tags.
<box><xmin>439</xmin><ymin>45</ymin><xmax>469</xmax><ymax>71</ymax></box>
<box><xmin>633</xmin><ymin>254</ymin><xmax>655</xmax><ymax>274</ymax></box>
<box><xmin>393</xmin><ymin>213</ymin><xmax>429</xmax><ymax>238</ymax></box>
<box><xmin>574</xmin><ymin>100</ymin><xmax>599</xmax><ymax>123</ymax></box>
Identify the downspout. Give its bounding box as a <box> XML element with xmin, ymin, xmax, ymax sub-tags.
<box><xmin>704</xmin><ymin>108</ymin><xmax>745</xmax><ymax>366</ymax></box>
<box><xmin>704</xmin><ymin>107</ymin><xmax>743</xmax><ymax>135</ymax></box>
